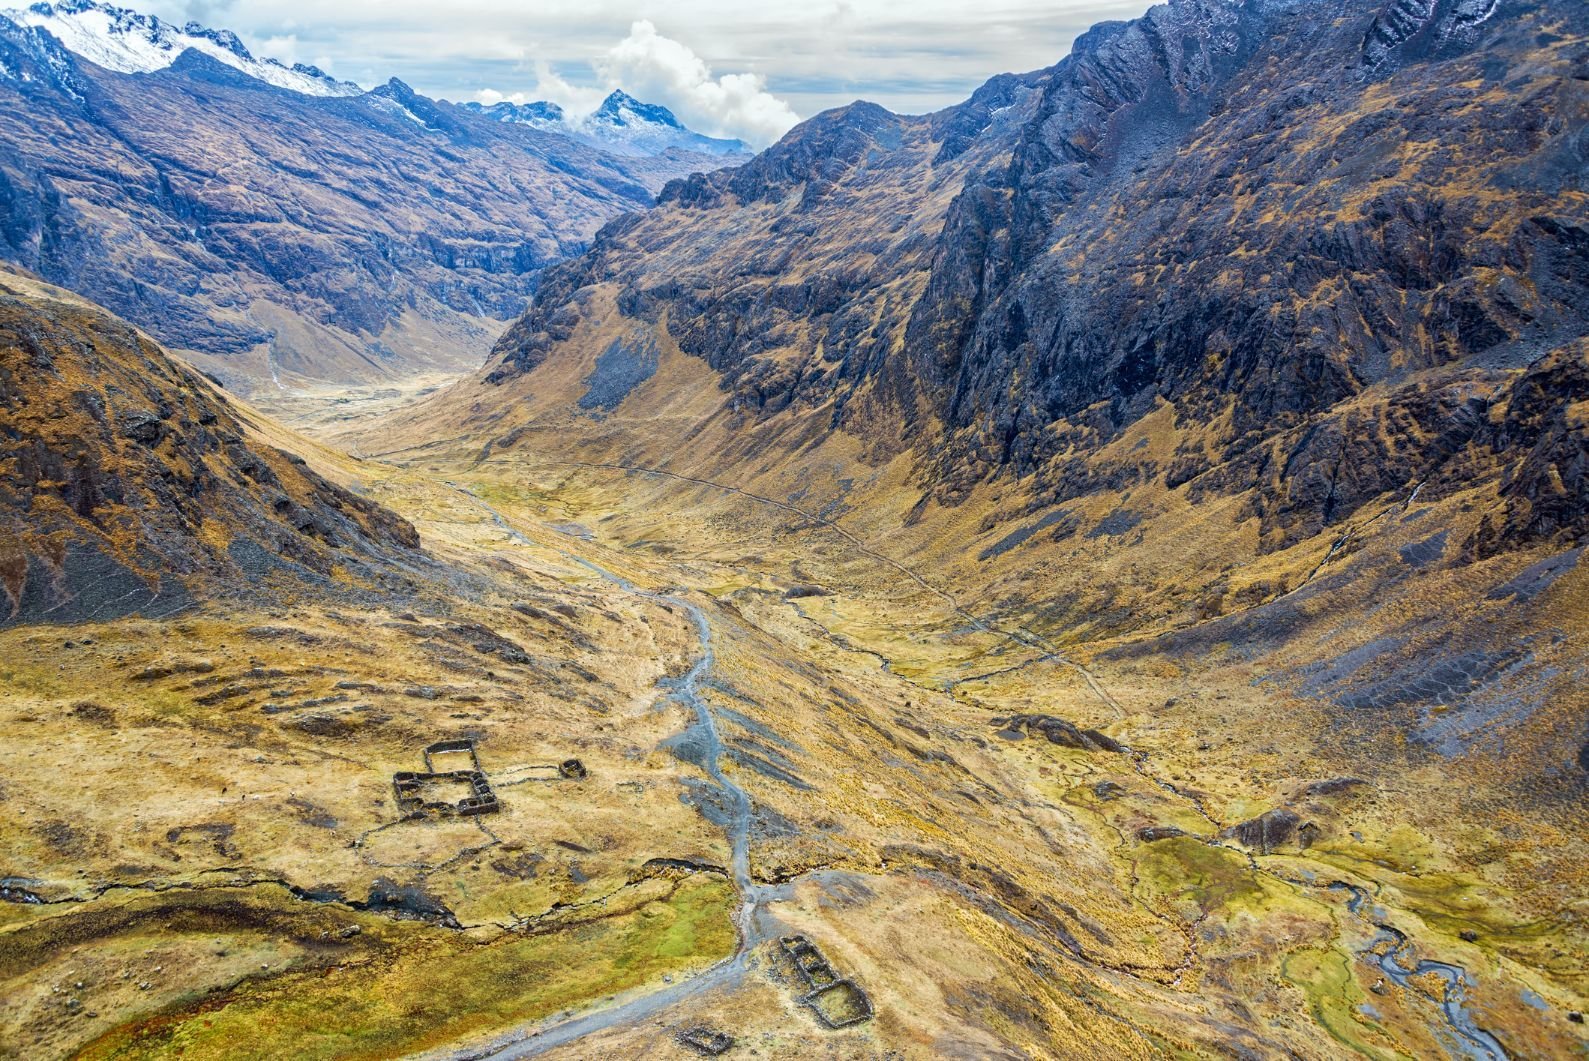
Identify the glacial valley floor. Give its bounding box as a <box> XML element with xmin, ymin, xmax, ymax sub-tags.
<box><xmin>2</xmin><ymin>415</ymin><xmax>1585</xmax><ymax>1060</ymax></box>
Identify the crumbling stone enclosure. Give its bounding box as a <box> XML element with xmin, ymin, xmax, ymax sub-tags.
<box><xmin>779</xmin><ymin>934</ymin><xmax>873</xmax><ymax>1029</ymax></box>
<box><xmin>676</xmin><ymin>1026</ymin><xmax>734</xmax><ymax>1055</ymax></box>
<box><xmin>392</xmin><ymin>739</ymin><xmax>499</xmax><ymax>817</ymax></box>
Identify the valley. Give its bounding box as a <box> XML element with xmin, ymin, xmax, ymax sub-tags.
<box><xmin>1</xmin><ymin>352</ymin><xmax>1585</xmax><ymax>1056</ymax></box>
<box><xmin>1</xmin><ymin>0</ymin><xmax>1586</xmax><ymax>1056</ymax></box>
<box><xmin>0</xmin><ymin>319</ymin><xmax>1577</xmax><ymax>1057</ymax></box>
<box><xmin>356</xmin><ymin>432</ymin><xmax>1587</xmax><ymax>1059</ymax></box>
<box><xmin>19</xmin><ymin>359</ymin><xmax>1584</xmax><ymax>1057</ymax></box>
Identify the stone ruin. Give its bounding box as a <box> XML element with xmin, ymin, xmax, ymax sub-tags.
<box><xmin>392</xmin><ymin>739</ymin><xmax>499</xmax><ymax>817</ymax></box>
<box><xmin>779</xmin><ymin>934</ymin><xmax>873</xmax><ymax>1029</ymax></box>
<box><xmin>676</xmin><ymin>1026</ymin><xmax>734</xmax><ymax>1056</ymax></box>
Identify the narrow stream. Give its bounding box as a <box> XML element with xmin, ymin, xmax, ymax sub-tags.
<box><xmin>1330</xmin><ymin>883</ymin><xmax>1508</xmax><ymax>1060</ymax></box>
<box><xmin>570</xmin><ymin>558</ymin><xmax>767</xmax><ymax>933</ymax></box>
<box><xmin>441</xmin><ymin>497</ymin><xmax>778</xmax><ymax>1059</ymax></box>
<box><xmin>443</xmin><ymin>483</ymin><xmax>1514</xmax><ymax>1059</ymax></box>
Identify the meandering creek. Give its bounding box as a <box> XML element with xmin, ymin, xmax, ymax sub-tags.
<box><xmin>442</xmin><ymin>482</ymin><xmax>1518</xmax><ymax>1060</ymax></box>
<box><xmin>1331</xmin><ymin>882</ymin><xmax>1508</xmax><ymax>1060</ymax></box>
<box><xmin>443</xmin><ymin>486</ymin><xmax>783</xmax><ymax>1058</ymax></box>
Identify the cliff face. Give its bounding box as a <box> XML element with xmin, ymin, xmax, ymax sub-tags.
<box><xmin>0</xmin><ymin>19</ymin><xmax>738</xmax><ymax>390</ymax></box>
<box><xmin>487</xmin><ymin>0</ymin><xmax>1589</xmax><ymax>560</ymax></box>
<box><xmin>484</xmin><ymin>92</ymin><xmax>1038</xmax><ymax>422</ymax></box>
<box><xmin>0</xmin><ymin>270</ymin><xmax>424</xmax><ymax>626</ymax></box>
<box><xmin>427</xmin><ymin>0</ymin><xmax>1589</xmax><ymax>795</ymax></box>
<box><xmin>912</xmin><ymin>0</ymin><xmax>1586</xmax><ymax>491</ymax></box>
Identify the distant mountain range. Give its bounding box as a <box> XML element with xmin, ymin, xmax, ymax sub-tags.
<box><xmin>0</xmin><ymin>0</ymin><xmax>749</xmax><ymax>390</ymax></box>
<box><xmin>7</xmin><ymin>0</ymin><xmax>363</xmax><ymax>95</ymax></box>
<box><xmin>461</xmin><ymin>90</ymin><xmax>751</xmax><ymax>157</ymax></box>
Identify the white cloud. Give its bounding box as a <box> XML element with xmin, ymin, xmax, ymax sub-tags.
<box><xmin>471</xmin><ymin>21</ymin><xmax>801</xmax><ymax>146</ymax></box>
<box><xmin>253</xmin><ymin>33</ymin><xmax>299</xmax><ymax>66</ymax></box>
<box><xmin>533</xmin><ymin>62</ymin><xmax>609</xmax><ymax>115</ymax></box>
<box><xmin>595</xmin><ymin>21</ymin><xmax>799</xmax><ymax>146</ymax></box>
<box><xmin>136</xmin><ymin>0</ymin><xmax>1150</xmax><ymax>133</ymax></box>
<box><xmin>472</xmin><ymin>63</ymin><xmax>606</xmax><ymax>115</ymax></box>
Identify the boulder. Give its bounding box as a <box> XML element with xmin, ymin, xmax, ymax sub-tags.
<box><xmin>1221</xmin><ymin>808</ymin><xmax>1302</xmax><ymax>854</ymax></box>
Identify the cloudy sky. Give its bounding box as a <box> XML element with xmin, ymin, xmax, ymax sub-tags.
<box><xmin>131</xmin><ymin>0</ymin><xmax>1147</xmax><ymax>146</ymax></box>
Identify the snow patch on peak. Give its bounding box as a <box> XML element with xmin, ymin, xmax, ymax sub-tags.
<box><xmin>459</xmin><ymin>99</ymin><xmax>566</xmax><ymax>131</ymax></box>
<box><xmin>592</xmin><ymin>89</ymin><xmax>684</xmax><ymax>131</ymax></box>
<box><xmin>366</xmin><ymin>77</ymin><xmax>446</xmax><ymax>131</ymax></box>
<box><xmin>6</xmin><ymin>0</ymin><xmax>362</xmax><ymax>96</ymax></box>
<box><xmin>462</xmin><ymin>87</ymin><xmax>749</xmax><ymax>158</ymax></box>
<box><xmin>0</xmin><ymin>13</ymin><xmax>89</xmax><ymax>99</ymax></box>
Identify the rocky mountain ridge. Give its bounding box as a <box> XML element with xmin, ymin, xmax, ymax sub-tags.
<box><xmin>6</xmin><ymin>0</ymin><xmax>362</xmax><ymax>96</ymax></box>
<box><xmin>0</xmin><ymin>4</ymin><xmax>744</xmax><ymax>390</ymax></box>
<box><xmin>488</xmin><ymin>0</ymin><xmax>1589</xmax><ymax>561</ymax></box>
<box><xmin>0</xmin><ymin>268</ymin><xmax>425</xmax><ymax>626</ymax></box>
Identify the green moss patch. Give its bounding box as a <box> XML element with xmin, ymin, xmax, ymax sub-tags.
<box><xmin>74</xmin><ymin>876</ymin><xmax>735</xmax><ymax>1061</ymax></box>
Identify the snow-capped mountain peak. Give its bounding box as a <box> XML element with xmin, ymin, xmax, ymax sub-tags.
<box><xmin>590</xmin><ymin>89</ymin><xmax>684</xmax><ymax>131</ymax></box>
<box><xmin>459</xmin><ymin>98</ymin><xmax>566</xmax><ymax>130</ymax></box>
<box><xmin>461</xmin><ymin>89</ymin><xmax>750</xmax><ymax>158</ymax></box>
<box><xmin>5</xmin><ymin>0</ymin><xmax>362</xmax><ymax>96</ymax></box>
<box><xmin>6</xmin><ymin>0</ymin><xmax>747</xmax><ymax>158</ymax></box>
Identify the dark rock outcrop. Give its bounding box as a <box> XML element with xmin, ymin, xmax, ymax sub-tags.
<box><xmin>994</xmin><ymin>714</ymin><xmax>1125</xmax><ymax>752</ymax></box>
<box><xmin>0</xmin><ymin>271</ymin><xmax>424</xmax><ymax>626</ymax></box>
<box><xmin>1221</xmin><ymin>808</ymin><xmax>1302</xmax><ymax>853</ymax></box>
<box><xmin>1295</xmin><ymin>778</ymin><xmax>1368</xmax><ymax>799</ymax></box>
<box><xmin>1465</xmin><ymin>342</ymin><xmax>1589</xmax><ymax>559</ymax></box>
<box><xmin>362</xmin><ymin>877</ymin><xmax>458</xmax><ymax>927</ymax></box>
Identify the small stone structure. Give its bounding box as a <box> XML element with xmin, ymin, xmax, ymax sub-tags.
<box><xmin>558</xmin><ymin>758</ymin><xmax>588</xmax><ymax>779</ymax></box>
<box><xmin>779</xmin><ymin>935</ymin><xmax>873</xmax><ymax>1029</ymax></box>
<box><xmin>676</xmin><ymin>1026</ymin><xmax>734</xmax><ymax>1055</ymax></box>
<box><xmin>392</xmin><ymin>739</ymin><xmax>499</xmax><ymax>817</ymax></box>
<box><xmin>423</xmin><ymin>738</ymin><xmax>482</xmax><ymax>772</ymax></box>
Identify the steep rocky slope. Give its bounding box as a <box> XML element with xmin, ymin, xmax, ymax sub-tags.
<box><xmin>0</xmin><ymin>268</ymin><xmax>423</xmax><ymax>625</ymax></box>
<box><xmin>0</xmin><ymin>10</ymin><xmax>740</xmax><ymax>391</ymax></box>
<box><xmin>470</xmin><ymin>7</ymin><xmax>1584</xmax><ymax>604</ymax></box>
<box><xmin>385</xmin><ymin>0</ymin><xmax>1589</xmax><ymax>795</ymax></box>
<box><xmin>490</xmin><ymin>0</ymin><xmax>1587</xmax><ymax>530</ymax></box>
